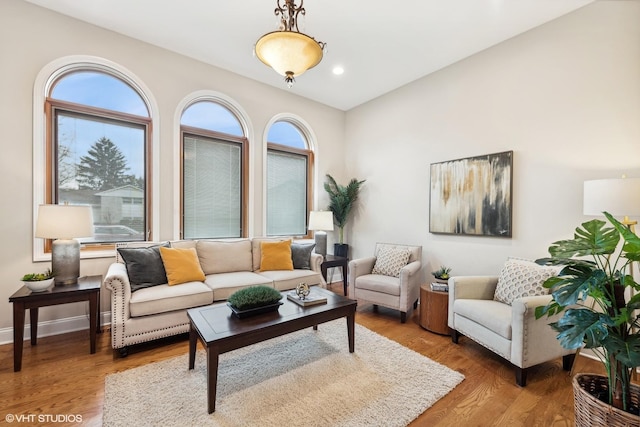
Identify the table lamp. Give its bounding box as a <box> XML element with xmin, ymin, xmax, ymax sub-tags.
<box><xmin>35</xmin><ymin>204</ymin><xmax>94</xmax><ymax>285</ymax></box>
<box><xmin>308</xmin><ymin>211</ymin><xmax>334</xmax><ymax>256</ymax></box>
<box><xmin>583</xmin><ymin>177</ymin><xmax>640</xmax><ymax>232</ymax></box>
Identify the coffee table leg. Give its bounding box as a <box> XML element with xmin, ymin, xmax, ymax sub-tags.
<box><xmin>188</xmin><ymin>323</ymin><xmax>196</xmax><ymax>370</ymax></box>
<box><xmin>347</xmin><ymin>313</ymin><xmax>355</xmax><ymax>353</ymax></box>
<box><xmin>13</xmin><ymin>302</ymin><xmax>25</xmax><ymax>372</ymax></box>
<box><xmin>207</xmin><ymin>346</ymin><xmax>219</xmax><ymax>414</ymax></box>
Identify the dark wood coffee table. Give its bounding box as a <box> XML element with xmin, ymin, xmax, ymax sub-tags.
<box><xmin>187</xmin><ymin>287</ymin><xmax>357</xmax><ymax>413</ymax></box>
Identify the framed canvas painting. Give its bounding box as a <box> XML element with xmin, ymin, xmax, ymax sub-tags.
<box><xmin>429</xmin><ymin>151</ymin><xmax>512</xmax><ymax>237</ymax></box>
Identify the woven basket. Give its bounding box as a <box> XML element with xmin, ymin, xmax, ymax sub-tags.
<box><xmin>573</xmin><ymin>373</ymin><xmax>640</xmax><ymax>427</ymax></box>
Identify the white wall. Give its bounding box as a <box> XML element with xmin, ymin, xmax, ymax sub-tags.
<box><xmin>0</xmin><ymin>0</ymin><xmax>345</xmax><ymax>339</ymax></box>
<box><xmin>345</xmin><ymin>0</ymin><xmax>640</xmax><ymax>278</ymax></box>
<box><xmin>2</xmin><ymin>0</ymin><xmax>639</xmax><ymax>344</ymax></box>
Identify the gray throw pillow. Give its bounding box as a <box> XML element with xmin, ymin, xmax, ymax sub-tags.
<box><xmin>291</xmin><ymin>243</ymin><xmax>316</xmax><ymax>270</ymax></box>
<box><xmin>117</xmin><ymin>243</ymin><xmax>169</xmax><ymax>292</ymax></box>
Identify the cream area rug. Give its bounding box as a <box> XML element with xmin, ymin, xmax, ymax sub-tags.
<box><xmin>103</xmin><ymin>320</ymin><xmax>464</xmax><ymax>427</ymax></box>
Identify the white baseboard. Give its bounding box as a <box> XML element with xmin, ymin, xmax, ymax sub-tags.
<box><xmin>0</xmin><ymin>311</ymin><xmax>111</xmax><ymax>345</ymax></box>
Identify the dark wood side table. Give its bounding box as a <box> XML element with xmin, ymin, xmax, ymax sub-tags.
<box><xmin>321</xmin><ymin>254</ymin><xmax>349</xmax><ymax>296</ymax></box>
<box><xmin>9</xmin><ymin>275</ymin><xmax>102</xmax><ymax>372</ymax></box>
<box><xmin>419</xmin><ymin>284</ymin><xmax>450</xmax><ymax>335</ymax></box>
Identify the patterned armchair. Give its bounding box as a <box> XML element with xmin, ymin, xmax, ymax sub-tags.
<box><xmin>348</xmin><ymin>243</ymin><xmax>422</xmax><ymax>323</ymax></box>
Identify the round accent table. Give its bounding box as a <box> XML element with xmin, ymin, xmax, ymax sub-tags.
<box><xmin>419</xmin><ymin>284</ymin><xmax>450</xmax><ymax>335</ymax></box>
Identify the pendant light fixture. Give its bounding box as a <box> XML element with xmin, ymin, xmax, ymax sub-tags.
<box><xmin>255</xmin><ymin>0</ymin><xmax>326</xmax><ymax>88</ymax></box>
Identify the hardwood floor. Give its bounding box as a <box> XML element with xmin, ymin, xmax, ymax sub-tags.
<box><xmin>1</xmin><ymin>284</ymin><xmax>612</xmax><ymax>427</ymax></box>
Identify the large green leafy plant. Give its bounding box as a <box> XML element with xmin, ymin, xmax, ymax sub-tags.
<box><xmin>535</xmin><ymin>212</ymin><xmax>640</xmax><ymax>413</ymax></box>
<box><xmin>324</xmin><ymin>174</ymin><xmax>365</xmax><ymax>244</ymax></box>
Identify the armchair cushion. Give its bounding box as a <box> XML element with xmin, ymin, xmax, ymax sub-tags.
<box><xmin>493</xmin><ymin>258</ymin><xmax>557</xmax><ymax>305</ymax></box>
<box><xmin>371</xmin><ymin>246</ymin><xmax>411</xmax><ymax>277</ymax></box>
<box><xmin>453</xmin><ymin>299</ymin><xmax>512</xmax><ymax>339</ymax></box>
<box><xmin>353</xmin><ymin>273</ymin><xmax>402</xmax><ymax>296</ymax></box>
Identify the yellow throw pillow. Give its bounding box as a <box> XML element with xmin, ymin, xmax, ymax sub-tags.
<box><xmin>259</xmin><ymin>240</ymin><xmax>294</xmax><ymax>272</ymax></box>
<box><xmin>159</xmin><ymin>246</ymin><xmax>206</xmax><ymax>286</ymax></box>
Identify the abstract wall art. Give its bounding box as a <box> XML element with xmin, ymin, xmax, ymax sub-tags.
<box><xmin>429</xmin><ymin>151</ymin><xmax>513</xmax><ymax>237</ymax></box>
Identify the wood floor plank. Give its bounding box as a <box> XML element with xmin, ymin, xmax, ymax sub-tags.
<box><xmin>0</xmin><ymin>291</ymin><xmax>618</xmax><ymax>426</ymax></box>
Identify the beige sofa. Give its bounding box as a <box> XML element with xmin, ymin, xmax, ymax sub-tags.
<box><xmin>104</xmin><ymin>238</ymin><xmax>324</xmax><ymax>355</ymax></box>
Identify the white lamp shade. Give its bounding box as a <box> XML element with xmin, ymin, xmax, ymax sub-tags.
<box><xmin>308</xmin><ymin>211</ymin><xmax>334</xmax><ymax>231</ymax></box>
<box><xmin>583</xmin><ymin>178</ymin><xmax>640</xmax><ymax>217</ymax></box>
<box><xmin>35</xmin><ymin>204</ymin><xmax>94</xmax><ymax>239</ymax></box>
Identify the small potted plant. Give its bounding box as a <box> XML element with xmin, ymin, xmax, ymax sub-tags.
<box><xmin>21</xmin><ymin>268</ymin><xmax>54</xmax><ymax>292</ymax></box>
<box><xmin>535</xmin><ymin>212</ymin><xmax>640</xmax><ymax>425</ymax></box>
<box><xmin>324</xmin><ymin>174</ymin><xmax>366</xmax><ymax>257</ymax></box>
<box><xmin>227</xmin><ymin>285</ymin><xmax>283</xmax><ymax>318</ymax></box>
<box><xmin>432</xmin><ymin>266</ymin><xmax>452</xmax><ymax>284</ymax></box>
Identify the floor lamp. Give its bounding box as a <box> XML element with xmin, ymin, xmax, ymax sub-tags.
<box><xmin>582</xmin><ymin>177</ymin><xmax>640</xmax><ymax>378</ymax></box>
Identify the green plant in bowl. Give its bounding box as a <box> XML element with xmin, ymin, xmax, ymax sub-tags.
<box><xmin>21</xmin><ymin>269</ymin><xmax>53</xmax><ymax>282</ymax></box>
<box><xmin>21</xmin><ymin>269</ymin><xmax>54</xmax><ymax>292</ymax></box>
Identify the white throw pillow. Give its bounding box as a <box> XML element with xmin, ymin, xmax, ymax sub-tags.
<box><xmin>493</xmin><ymin>258</ymin><xmax>558</xmax><ymax>305</ymax></box>
<box><xmin>371</xmin><ymin>247</ymin><xmax>411</xmax><ymax>277</ymax></box>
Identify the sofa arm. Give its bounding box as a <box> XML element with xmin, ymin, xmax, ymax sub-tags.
<box><xmin>104</xmin><ymin>263</ymin><xmax>132</xmax><ymax>348</ymax></box>
<box><xmin>511</xmin><ymin>294</ymin><xmax>573</xmax><ymax>367</ymax></box>
<box><xmin>347</xmin><ymin>256</ymin><xmax>376</xmax><ymax>298</ymax></box>
<box><xmin>399</xmin><ymin>260</ymin><xmax>422</xmax><ymax>308</ymax></box>
<box><xmin>310</xmin><ymin>252</ymin><xmax>323</xmax><ymax>272</ymax></box>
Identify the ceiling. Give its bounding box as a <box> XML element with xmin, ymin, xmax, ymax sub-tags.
<box><xmin>24</xmin><ymin>0</ymin><xmax>594</xmax><ymax>111</ymax></box>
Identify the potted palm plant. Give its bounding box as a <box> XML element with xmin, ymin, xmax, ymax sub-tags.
<box><xmin>324</xmin><ymin>174</ymin><xmax>365</xmax><ymax>257</ymax></box>
<box><xmin>535</xmin><ymin>212</ymin><xmax>640</xmax><ymax>425</ymax></box>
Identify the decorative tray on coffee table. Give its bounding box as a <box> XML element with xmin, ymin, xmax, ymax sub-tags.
<box><xmin>227</xmin><ymin>301</ymin><xmax>283</xmax><ymax>319</ymax></box>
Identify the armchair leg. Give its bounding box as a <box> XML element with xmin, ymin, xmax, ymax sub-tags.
<box><xmin>400</xmin><ymin>312</ymin><xmax>407</xmax><ymax>323</ymax></box>
<box><xmin>563</xmin><ymin>353</ymin><xmax>576</xmax><ymax>372</ymax></box>
<box><xmin>451</xmin><ymin>329</ymin><xmax>460</xmax><ymax>344</ymax></box>
<box><xmin>117</xmin><ymin>347</ymin><xmax>129</xmax><ymax>358</ymax></box>
<box><xmin>515</xmin><ymin>367</ymin><xmax>527</xmax><ymax>387</ymax></box>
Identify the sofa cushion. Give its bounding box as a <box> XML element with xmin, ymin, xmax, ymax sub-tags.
<box><xmin>159</xmin><ymin>247</ymin><xmax>206</xmax><ymax>286</ymax></box>
<box><xmin>117</xmin><ymin>243</ymin><xmax>169</xmax><ymax>292</ymax></box>
<box><xmin>196</xmin><ymin>239</ymin><xmax>252</xmax><ymax>274</ymax></box>
<box><xmin>291</xmin><ymin>242</ymin><xmax>316</xmax><ymax>270</ymax></box>
<box><xmin>493</xmin><ymin>258</ymin><xmax>558</xmax><ymax>305</ymax></box>
<box><xmin>251</xmin><ymin>237</ymin><xmax>288</xmax><ymax>271</ymax></box>
<box><xmin>354</xmin><ymin>274</ymin><xmax>401</xmax><ymax>296</ymax></box>
<box><xmin>260</xmin><ymin>240</ymin><xmax>294</xmax><ymax>271</ymax></box>
<box><xmin>453</xmin><ymin>299</ymin><xmax>513</xmax><ymax>340</ymax></box>
<box><xmin>259</xmin><ymin>269</ymin><xmax>323</xmax><ymax>291</ymax></box>
<box><xmin>204</xmin><ymin>271</ymin><xmax>274</xmax><ymax>301</ymax></box>
<box><xmin>371</xmin><ymin>246</ymin><xmax>410</xmax><ymax>277</ymax></box>
<box><xmin>129</xmin><ymin>281</ymin><xmax>213</xmax><ymax>317</ymax></box>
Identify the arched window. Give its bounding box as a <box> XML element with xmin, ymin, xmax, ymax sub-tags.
<box><xmin>45</xmin><ymin>69</ymin><xmax>152</xmax><ymax>247</ymax></box>
<box><xmin>180</xmin><ymin>100</ymin><xmax>248</xmax><ymax>239</ymax></box>
<box><xmin>266</xmin><ymin>119</ymin><xmax>314</xmax><ymax>236</ymax></box>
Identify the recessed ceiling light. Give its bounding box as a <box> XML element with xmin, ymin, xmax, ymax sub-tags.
<box><xmin>332</xmin><ymin>66</ymin><xmax>344</xmax><ymax>76</ymax></box>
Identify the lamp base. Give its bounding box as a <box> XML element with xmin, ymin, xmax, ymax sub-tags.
<box><xmin>314</xmin><ymin>232</ymin><xmax>327</xmax><ymax>256</ymax></box>
<box><xmin>52</xmin><ymin>239</ymin><xmax>80</xmax><ymax>285</ymax></box>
